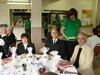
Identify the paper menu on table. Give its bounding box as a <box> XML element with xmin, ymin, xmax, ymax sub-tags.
<box><xmin>64</xmin><ymin>65</ymin><xmax>77</xmax><ymax>73</ymax></box>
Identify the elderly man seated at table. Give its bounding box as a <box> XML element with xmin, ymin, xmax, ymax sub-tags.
<box><xmin>16</xmin><ymin>33</ymin><xmax>36</xmax><ymax>57</ymax></box>
<box><xmin>1</xmin><ymin>27</ymin><xmax>16</xmax><ymax>57</ymax></box>
<box><xmin>6</xmin><ymin>27</ymin><xmax>16</xmax><ymax>46</ymax></box>
<box><xmin>70</xmin><ymin>32</ymin><xmax>94</xmax><ymax>75</ymax></box>
<box><xmin>45</xmin><ymin>28</ymin><xmax>67</xmax><ymax>60</ymax></box>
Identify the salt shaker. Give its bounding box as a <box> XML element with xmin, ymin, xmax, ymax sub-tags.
<box><xmin>22</xmin><ymin>63</ymin><xmax>27</xmax><ymax>71</ymax></box>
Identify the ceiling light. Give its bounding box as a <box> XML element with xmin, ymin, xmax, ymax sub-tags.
<box><xmin>7</xmin><ymin>1</ymin><xmax>31</xmax><ymax>5</ymax></box>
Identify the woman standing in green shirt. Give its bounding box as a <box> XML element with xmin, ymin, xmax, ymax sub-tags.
<box><xmin>60</xmin><ymin>8</ymin><xmax>81</xmax><ymax>61</ymax></box>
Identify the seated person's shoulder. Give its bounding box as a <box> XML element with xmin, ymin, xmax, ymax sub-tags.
<box><xmin>45</xmin><ymin>38</ymin><xmax>52</xmax><ymax>42</ymax></box>
<box><xmin>59</xmin><ymin>39</ymin><xmax>65</xmax><ymax>43</ymax></box>
<box><xmin>17</xmin><ymin>42</ymin><xmax>23</xmax><ymax>46</ymax></box>
<box><xmin>28</xmin><ymin>42</ymin><xmax>35</xmax><ymax>49</ymax></box>
<box><xmin>29</xmin><ymin>42</ymin><xmax>35</xmax><ymax>45</ymax></box>
<box><xmin>74</xmin><ymin>45</ymin><xmax>80</xmax><ymax>49</ymax></box>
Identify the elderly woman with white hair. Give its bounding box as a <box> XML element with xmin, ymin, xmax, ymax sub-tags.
<box><xmin>70</xmin><ymin>32</ymin><xmax>94</xmax><ymax>75</ymax></box>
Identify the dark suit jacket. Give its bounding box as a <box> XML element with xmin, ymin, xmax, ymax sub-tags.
<box><xmin>0</xmin><ymin>46</ymin><xmax>6</xmax><ymax>59</ymax></box>
<box><xmin>2</xmin><ymin>33</ymin><xmax>16</xmax><ymax>44</ymax></box>
<box><xmin>16</xmin><ymin>42</ymin><xmax>36</xmax><ymax>55</ymax></box>
<box><xmin>2</xmin><ymin>35</ymin><xmax>11</xmax><ymax>55</ymax></box>
<box><xmin>45</xmin><ymin>39</ymin><xmax>67</xmax><ymax>59</ymax></box>
<box><xmin>46</xmin><ymin>32</ymin><xmax>52</xmax><ymax>40</ymax></box>
<box><xmin>7</xmin><ymin>33</ymin><xmax>16</xmax><ymax>44</ymax></box>
<box><xmin>2</xmin><ymin>33</ymin><xmax>16</xmax><ymax>55</ymax></box>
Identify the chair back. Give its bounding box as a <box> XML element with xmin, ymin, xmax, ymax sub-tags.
<box><xmin>94</xmin><ymin>43</ymin><xmax>100</xmax><ymax>56</ymax></box>
<box><xmin>93</xmin><ymin>43</ymin><xmax>100</xmax><ymax>68</ymax></box>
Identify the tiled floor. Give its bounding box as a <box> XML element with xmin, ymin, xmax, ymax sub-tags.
<box><xmin>94</xmin><ymin>55</ymin><xmax>100</xmax><ymax>75</ymax></box>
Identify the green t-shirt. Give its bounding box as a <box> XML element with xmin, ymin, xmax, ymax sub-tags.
<box><xmin>43</xmin><ymin>21</ymin><xmax>49</xmax><ymax>29</ymax></box>
<box><xmin>24</xmin><ymin>20</ymin><xmax>31</xmax><ymax>28</ymax></box>
<box><xmin>62</xmin><ymin>18</ymin><xmax>81</xmax><ymax>41</ymax></box>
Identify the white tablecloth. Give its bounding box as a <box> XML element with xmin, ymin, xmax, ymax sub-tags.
<box><xmin>1</xmin><ymin>55</ymin><xmax>78</xmax><ymax>75</ymax></box>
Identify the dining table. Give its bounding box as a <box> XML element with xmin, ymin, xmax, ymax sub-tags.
<box><xmin>1</xmin><ymin>53</ymin><xmax>78</xmax><ymax>75</ymax></box>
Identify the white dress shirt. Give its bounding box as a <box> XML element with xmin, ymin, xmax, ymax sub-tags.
<box><xmin>52</xmin><ymin>39</ymin><xmax>58</xmax><ymax>44</ymax></box>
<box><xmin>87</xmin><ymin>35</ymin><xmax>100</xmax><ymax>49</ymax></box>
<box><xmin>0</xmin><ymin>38</ymin><xmax>5</xmax><ymax>46</ymax></box>
<box><xmin>23</xmin><ymin>44</ymin><xmax>27</xmax><ymax>50</ymax></box>
<box><xmin>1</xmin><ymin>34</ymin><xmax>7</xmax><ymax>37</ymax></box>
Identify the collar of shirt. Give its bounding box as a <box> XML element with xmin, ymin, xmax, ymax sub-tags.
<box><xmin>23</xmin><ymin>44</ymin><xmax>27</xmax><ymax>50</ymax></box>
<box><xmin>2</xmin><ymin>34</ymin><xmax>7</xmax><ymax>37</ymax></box>
<box><xmin>52</xmin><ymin>38</ymin><xmax>58</xmax><ymax>43</ymax></box>
<box><xmin>79</xmin><ymin>44</ymin><xmax>87</xmax><ymax>50</ymax></box>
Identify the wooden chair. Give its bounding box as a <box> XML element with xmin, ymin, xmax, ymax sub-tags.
<box><xmin>94</xmin><ymin>44</ymin><xmax>100</xmax><ymax>56</ymax></box>
<box><xmin>93</xmin><ymin>44</ymin><xmax>100</xmax><ymax>68</ymax></box>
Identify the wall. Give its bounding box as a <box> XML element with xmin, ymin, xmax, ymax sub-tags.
<box><xmin>31</xmin><ymin>0</ymin><xmax>42</xmax><ymax>52</ymax></box>
<box><xmin>0</xmin><ymin>4</ymin><xmax>9</xmax><ymax>25</ymax></box>
<box><xmin>43</xmin><ymin>0</ymin><xmax>93</xmax><ymax>19</ymax></box>
<box><xmin>0</xmin><ymin>0</ymin><xmax>98</xmax><ymax>37</ymax></box>
<box><xmin>42</xmin><ymin>0</ymin><xmax>96</xmax><ymax>34</ymax></box>
<box><xmin>92</xmin><ymin>0</ymin><xmax>98</xmax><ymax>28</ymax></box>
<box><xmin>0</xmin><ymin>0</ymin><xmax>96</xmax><ymax>26</ymax></box>
<box><xmin>0</xmin><ymin>4</ymin><xmax>31</xmax><ymax>26</ymax></box>
<box><xmin>96</xmin><ymin>0</ymin><xmax>100</xmax><ymax>26</ymax></box>
<box><xmin>0</xmin><ymin>4</ymin><xmax>31</xmax><ymax>42</ymax></box>
<box><xmin>0</xmin><ymin>0</ymin><xmax>97</xmax><ymax>25</ymax></box>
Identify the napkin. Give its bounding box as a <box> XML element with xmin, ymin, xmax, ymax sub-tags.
<box><xmin>40</xmin><ymin>47</ymin><xmax>49</xmax><ymax>53</ymax></box>
<box><xmin>50</xmin><ymin>51</ymin><xmax>58</xmax><ymax>56</ymax></box>
<box><xmin>0</xmin><ymin>52</ymin><xmax>3</xmax><ymax>70</ymax></box>
<box><xmin>10</xmin><ymin>47</ymin><xmax>17</xmax><ymax>61</ymax></box>
<box><xmin>27</xmin><ymin>47</ymin><xmax>33</xmax><ymax>63</ymax></box>
<box><xmin>64</xmin><ymin>65</ymin><xmax>78</xmax><ymax>73</ymax></box>
<box><xmin>0</xmin><ymin>39</ymin><xmax>5</xmax><ymax>46</ymax></box>
<box><xmin>50</xmin><ymin>51</ymin><xmax>61</xmax><ymax>61</ymax></box>
<box><xmin>0</xmin><ymin>52</ymin><xmax>2</xmax><ymax>59</ymax></box>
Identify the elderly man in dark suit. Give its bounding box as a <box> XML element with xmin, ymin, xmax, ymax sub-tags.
<box><xmin>6</xmin><ymin>27</ymin><xmax>16</xmax><ymax>45</ymax></box>
<box><xmin>2</xmin><ymin>27</ymin><xmax>16</xmax><ymax>57</ymax></box>
<box><xmin>45</xmin><ymin>29</ymin><xmax>67</xmax><ymax>59</ymax></box>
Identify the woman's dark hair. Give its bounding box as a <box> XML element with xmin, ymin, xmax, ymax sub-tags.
<box><xmin>21</xmin><ymin>33</ymin><xmax>29</xmax><ymax>39</ymax></box>
<box><xmin>92</xmin><ymin>28</ymin><xmax>98</xmax><ymax>35</ymax></box>
<box><xmin>68</xmin><ymin>8</ymin><xmax>78</xmax><ymax>18</ymax></box>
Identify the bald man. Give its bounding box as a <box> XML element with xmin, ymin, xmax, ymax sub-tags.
<box><xmin>45</xmin><ymin>29</ymin><xmax>67</xmax><ymax>59</ymax></box>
